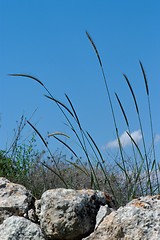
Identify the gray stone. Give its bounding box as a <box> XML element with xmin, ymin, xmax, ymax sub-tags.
<box><xmin>95</xmin><ymin>205</ymin><xmax>114</xmax><ymax>230</ymax></box>
<box><xmin>83</xmin><ymin>195</ymin><xmax>160</xmax><ymax>240</ymax></box>
<box><xmin>35</xmin><ymin>199</ymin><xmax>41</xmax><ymax>222</ymax></box>
<box><xmin>0</xmin><ymin>216</ymin><xmax>46</xmax><ymax>240</ymax></box>
<box><xmin>1</xmin><ymin>178</ymin><xmax>158</xmax><ymax>240</ymax></box>
<box><xmin>0</xmin><ymin>177</ymin><xmax>35</xmax><ymax>223</ymax></box>
<box><xmin>39</xmin><ymin>188</ymin><xmax>109</xmax><ymax>240</ymax></box>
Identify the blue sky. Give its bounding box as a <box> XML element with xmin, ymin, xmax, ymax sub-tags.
<box><xmin>1</xmin><ymin>1</ymin><xmax>160</xmax><ymax>160</ymax></box>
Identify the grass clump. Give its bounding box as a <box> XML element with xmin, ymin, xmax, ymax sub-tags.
<box><xmin>1</xmin><ymin>32</ymin><xmax>159</xmax><ymax>207</ymax></box>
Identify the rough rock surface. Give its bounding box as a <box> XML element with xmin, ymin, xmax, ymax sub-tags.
<box><xmin>0</xmin><ymin>216</ymin><xmax>45</xmax><ymax>240</ymax></box>
<box><xmin>0</xmin><ymin>177</ymin><xmax>160</xmax><ymax>240</ymax></box>
<box><xmin>0</xmin><ymin>177</ymin><xmax>35</xmax><ymax>224</ymax></box>
<box><xmin>38</xmin><ymin>188</ymin><xmax>110</xmax><ymax>240</ymax></box>
<box><xmin>83</xmin><ymin>195</ymin><xmax>160</xmax><ymax>240</ymax></box>
<box><xmin>95</xmin><ymin>205</ymin><xmax>113</xmax><ymax>230</ymax></box>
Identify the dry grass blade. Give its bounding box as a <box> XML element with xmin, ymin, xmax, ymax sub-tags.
<box><xmin>53</xmin><ymin>135</ymin><xmax>78</xmax><ymax>159</ymax></box>
<box><xmin>125</xmin><ymin>131</ymin><xmax>145</xmax><ymax>197</ymax></box>
<box><xmin>44</xmin><ymin>94</ymin><xmax>74</xmax><ymax>118</ymax></box>
<box><xmin>9</xmin><ymin>74</ymin><xmax>44</xmax><ymax>87</ymax></box>
<box><xmin>41</xmin><ymin>161</ymin><xmax>68</xmax><ymax>188</ymax></box>
<box><xmin>27</xmin><ymin>120</ymin><xmax>48</xmax><ymax>148</ymax></box>
<box><xmin>123</xmin><ymin>74</ymin><xmax>139</xmax><ymax>114</ymax></box>
<box><xmin>86</xmin><ymin>32</ymin><xmax>128</xmax><ymax>182</ymax></box>
<box><xmin>126</xmin><ymin>131</ymin><xmax>143</xmax><ymax>160</ymax></box>
<box><xmin>86</xmin><ymin>131</ymin><xmax>117</xmax><ymax>198</ymax></box>
<box><xmin>65</xmin><ymin>94</ymin><xmax>82</xmax><ymax>130</ymax></box>
<box><xmin>151</xmin><ymin>159</ymin><xmax>156</xmax><ymax>172</ymax></box>
<box><xmin>27</xmin><ymin>120</ymin><xmax>68</xmax><ymax>186</ymax></box>
<box><xmin>115</xmin><ymin>93</ymin><xmax>129</xmax><ymax>127</ymax></box>
<box><xmin>86</xmin><ymin>131</ymin><xmax>104</xmax><ymax>163</ymax></box>
<box><xmin>139</xmin><ymin>61</ymin><xmax>149</xmax><ymax>95</ymax></box>
<box><xmin>48</xmin><ymin>132</ymin><xmax>70</xmax><ymax>138</ymax></box>
<box><xmin>65</xmin><ymin>159</ymin><xmax>89</xmax><ymax>176</ymax></box>
<box><xmin>86</xmin><ymin>31</ymin><xmax>102</xmax><ymax>67</ymax></box>
<box><xmin>115</xmin><ymin>92</ymin><xmax>144</xmax><ymax>195</ymax></box>
<box><xmin>139</xmin><ymin>61</ymin><xmax>159</xmax><ymax>193</ymax></box>
<box><xmin>64</xmin><ymin>94</ymin><xmax>90</xmax><ymax>163</ymax></box>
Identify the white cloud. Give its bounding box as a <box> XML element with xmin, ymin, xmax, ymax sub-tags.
<box><xmin>106</xmin><ymin>130</ymin><xmax>142</xmax><ymax>149</ymax></box>
<box><xmin>155</xmin><ymin>134</ymin><xmax>160</xmax><ymax>144</ymax></box>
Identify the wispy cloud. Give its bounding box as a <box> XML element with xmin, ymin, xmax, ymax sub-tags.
<box><xmin>155</xmin><ymin>134</ymin><xmax>160</xmax><ymax>144</ymax></box>
<box><xmin>106</xmin><ymin>130</ymin><xmax>142</xmax><ymax>149</ymax></box>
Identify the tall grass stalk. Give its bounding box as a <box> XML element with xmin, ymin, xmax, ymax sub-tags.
<box><xmin>86</xmin><ymin>31</ymin><xmax>131</xmax><ymax>198</ymax></box>
<box><xmin>8</xmin><ymin>32</ymin><xmax>160</xmax><ymax>205</ymax></box>
<box><xmin>123</xmin><ymin>73</ymin><xmax>152</xmax><ymax>194</ymax></box>
<box><xmin>115</xmin><ymin>93</ymin><xmax>144</xmax><ymax>198</ymax></box>
<box><xmin>9</xmin><ymin>73</ymin><xmax>115</xmax><ymax>194</ymax></box>
<box><xmin>44</xmin><ymin>92</ymin><xmax>101</xmax><ymax>189</ymax></box>
<box><xmin>27</xmin><ymin>120</ymin><xmax>68</xmax><ymax>188</ymax></box>
<box><xmin>139</xmin><ymin>61</ymin><xmax>160</xmax><ymax>193</ymax></box>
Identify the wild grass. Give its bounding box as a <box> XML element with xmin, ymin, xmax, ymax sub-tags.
<box><xmin>1</xmin><ymin>32</ymin><xmax>160</xmax><ymax>207</ymax></box>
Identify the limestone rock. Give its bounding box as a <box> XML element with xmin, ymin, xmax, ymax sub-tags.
<box><xmin>1</xmin><ymin>177</ymin><xmax>158</xmax><ymax>240</ymax></box>
<box><xmin>35</xmin><ymin>199</ymin><xmax>41</xmax><ymax>221</ymax></box>
<box><xmin>95</xmin><ymin>204</ymin><xmax>114</xmax><ymax>230</ymax></box>
<box><xmin>0</xmin><ymin>177</ymin><xmax>35</xmax><ymax>223</ymax></box>
<box><xmin>38</xmin><ymin>188</ymin><xmax>110</xmax><ymax>240</ymax></box>
<box><xmin>0</xmin><ymin>216</ymin><xmax>46</xmax><ymax>240</ymax></box>
<box><xmin>83</xmin><ymin>195</ymin><xmax>160</xmax><ymax>240</ymax></box>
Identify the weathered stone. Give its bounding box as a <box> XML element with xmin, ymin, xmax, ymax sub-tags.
<box><xmin>83</xmin><ymin>195</ymin><xmax>160</xmax><ymax>240</ymax></box>
<box><xmin>0</xmin><ymin>216</ymin><xmax>46</xmax><ymax>240</ymax></box>
<box><xmin>95</xmin><ymin>204</ymin><xmax>114</xmax><ymax>230</ymax></box>
<box><xmin>1</xmin><ymin>177</ymin><xmax>159</xmax><ymax>240</ymax></box>
<box><xmin>39</xmin><ymin>188</ymin><xmax>109</xmax><ymax>240</ymax></box>
<box><xmin>27</xmin><ymin>208</ymin><xmax>38</xmax><ymax>223</ymax></box>
<box><xmin>35</xmin><ymin>199</ymin><xmax>41</xmax><ymax>222</ymax></box>
<box><xmin>0</xmin><ymin>177</ymin><xmax>35</xmax><ymax>223</ymax></box>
